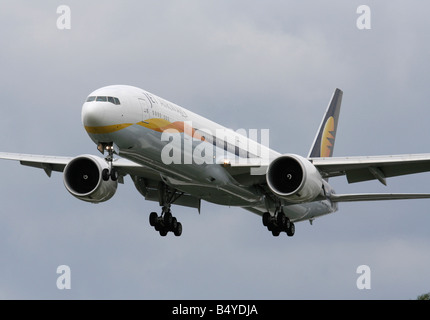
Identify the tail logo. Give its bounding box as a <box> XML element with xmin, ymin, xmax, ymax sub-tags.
<box><xmin>320</xmin><ymin>116</ymin><xmax>335</xmax><ymax>157</ymax></box>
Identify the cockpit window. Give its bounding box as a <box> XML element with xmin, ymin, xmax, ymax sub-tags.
<box><xmin>86</xmin><ymin>96</ymin><xmax>121</xmax><ymax>105</ymax></box>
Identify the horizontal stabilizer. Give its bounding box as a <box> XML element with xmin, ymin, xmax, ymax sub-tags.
<box><xmin>330</xmin><ymin>193</ymin><xmax>430</xmax><ymax>202</ymax></box>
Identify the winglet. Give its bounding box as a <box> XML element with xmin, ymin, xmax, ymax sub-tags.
<box><xmin>308</xmin><ymin>88</ymin><xmax>343</xmax><ymax>158</ymax></box>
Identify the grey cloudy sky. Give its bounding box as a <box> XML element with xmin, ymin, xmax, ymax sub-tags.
<box><xmin>0</xmin><ymin>0</ymin><xmax>429</xmax><ymax>300</ymax></box>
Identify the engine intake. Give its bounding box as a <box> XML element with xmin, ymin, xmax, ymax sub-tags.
<box><xmin>63</xmin><ymin>155</ymin><xmax>117</xmax><ymax>203</ymax></box>
<box><xmin>266</xmin><ymin>154</ymin><xmax>323</xmax><ymax>203</ymax></box>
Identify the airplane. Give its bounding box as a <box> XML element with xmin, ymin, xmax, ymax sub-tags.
<box><xmin>2</xmin><ymin>85</ymin><xmax>430</xmax><ymax>237</ymax></box>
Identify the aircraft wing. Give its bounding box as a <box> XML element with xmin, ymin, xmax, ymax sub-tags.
<box><xmin>310</xmin><ymin>153</ymin><xmax>430</xmax><ymax>185</ymax></box>
<box><xmin>0</xmin><ymin>152</ymin><xmax>201</xmax><ymax>209</ymax></box>
<box><xmin>224</xmin><ymin>153</ymin><xmax>430</xmax><ymax>188</ymax></box>
<box><xmin>329</xmin><ymin>193</ymin><xmax>430</xmax><ymax>202</ymax></box>
<box><xmin>0</xmin><ymin>152</ymin><xmax>73</xmax><ymax>177</ymax></box>
<box><xmin>0</xmin><ymin>152</ymin><xmax>155</xmax><ymax>180</ymax></box>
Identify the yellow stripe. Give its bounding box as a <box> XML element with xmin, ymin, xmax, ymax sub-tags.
<box><xmin>139</xmin><ymin>118</ymin><xmax>171</xmax><ymax>129</ymax></box>
<box><xmin>85</xmin><ymin>123</ymin><xmax>133</xmax><ymax>134</ymax></box>
<box><xmin>137</xmin><ymin>119</ymin><xmax>171</xmax><ymax>131</ymax></box>
<box><xmin>84</xmin><ymin>118</ymin><xmax>198</xmax><ymax>137</ymax></box>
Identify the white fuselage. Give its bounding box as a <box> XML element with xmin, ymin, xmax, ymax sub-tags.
<box><xmin>81</xmin><ymin>85</ymin><xmax>337</xmax><ymax>222</ymax></box>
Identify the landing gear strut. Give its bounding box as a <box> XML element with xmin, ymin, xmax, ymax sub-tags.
<box><xmin>149</xmin><ymin>183</ymin><xmax>183</xmax><ymax>237</ymax></box>
<box><xmin>262</xmin><ymin>211</ymin><xmax>295</xmax><ymax>237</ymax></box>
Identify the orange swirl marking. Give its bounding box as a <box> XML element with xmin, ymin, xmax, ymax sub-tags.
<box><xmin>138</xmin><ymin>119</ymin><xmax>205</xmax><ymax>141</ymax></box>
<box><xmin>320</xmin><ymin>116</ymin><xmax>335</xmax><ymax>157</ymax></box>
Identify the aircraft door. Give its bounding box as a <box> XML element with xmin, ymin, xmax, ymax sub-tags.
<box><xmin>138</xmin><ymin>98</ymin><xmax>150</xmax><ymax>121</ymax></box>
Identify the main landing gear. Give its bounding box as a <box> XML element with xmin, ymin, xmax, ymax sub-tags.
<box><xmin>262</xmin><ymin>212</ymin><xmax>295</xmax><ymax>237</ymax></box>
<box><xmin>97</xmin><ymin>142</ymin><xmax>183</xmax><ymax>237</ymax></box>
<box><xmin>149</xmin><ymin>183</ymin><xmax>183</xmax><ymax>237</ymax></box>
<box><xmin>149</xmin><ymin>208</ymin><xmax>182</xmax><ymax>237</ymax></box>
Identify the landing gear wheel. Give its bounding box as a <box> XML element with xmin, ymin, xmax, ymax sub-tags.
<box><xmin>163</xmin><ymin>211</ymin><xmax>173</xmax><ymax>227</ymax></box>
<box><xmin>262</xmin><ymin>212</ymin><xmax>270</xmax><ymax>227</ymax></box>
<box><xmin>110</xmin><ymin>168</ymin><xmax>118</xmax><ymax>181</ymax></box>
<box><xmin>286</xmin><ymin>222</ymin><xmax>295</xmax><ymax>237</ymax></box>
<box><xmin>170</xmin><ymin>217</ymin><xmax>178</xmax><ymax>231</ymax></box>
<box><xmin>149</xmin><ymin>212</ymin><xmax>158</xmax><ymax>227</ymax></box>
<box><xmin>284</xmin><ymin>217</ymin><xmax>291</xmax><ymax>231</ymax></box>
<box><xmin>102</xmin><ymin>168</ymin><xmax>118</xmax><ymax>181</ymax></box>
<box><xmin>174</xmin><ymin>222</ymin><xmax>182</xmax><ymax>237</ymax></box>
<box><xmin>262</xmin><ymin>210</ymin><xmax>295</xmax><ymax>237</ymax></box>
<box><xmin>102</xmin><ymin>168</ymin><xmax>110</xmax><ymax>181</ymax></box>
<box><xmin>277</xmin><ymin>213</ymin><xmax>286</xmax><ymax>228</ymax></box>
<box><xmin>149</xmin><ymin>209</ymin><xmax>183</xmax><ymax>237</ymax></box>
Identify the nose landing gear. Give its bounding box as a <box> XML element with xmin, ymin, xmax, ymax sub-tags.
<box><xmin>98</xmin><ymin>142</ymin><xmax>118</xmax><ymax>182</ymax></box>
<box><xmin>97</xmin><ymin>142</ymin><xmax>184</xmax><ymax>237</ymax></box>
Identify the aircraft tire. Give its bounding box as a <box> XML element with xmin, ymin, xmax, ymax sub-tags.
<box><xmin>170</xmin><ymin>217</ymin><xmax>178</xmax><ymax>231</ymax></box>
<box><xmin>174</xmin><ymin>222</ymin><xmax>182</xmax><ymax>237</ymax></box>
<box><xmin>164</xmin><ymin>211</ymin><xmax>173</xmax><ymax>227</ymax></box>
<box><xmin>277</xmin><ymin>213</ymin><xmax>286</xmax><ymax>228</ymax></box>
<box><xmin>272</xmin><ymin>229</ymin><xmax>280</xmax><ymax>237</ymax></box>
<box><xmin>286</xmin><ymin>222</ymin><xmax>295</xmax><ymax>237</ymax></box>
<box><xmin>149</xmin><ymin>212</ymin><xmax>158</xmax><ymax>226</ymax></box>
<box><xmin>110</xmin><ymin>168</ymin><xmax>118</xmax><ymax>181</ymax></box>
<box><xmin>262</xmin><ymin>212</ymin><xmax>270</xmax><ymax>226</ymax></box>
<box><xmin>102</xmin><ymin>168</ymin><xmax>110</xmax><ymax>181</ymax></box>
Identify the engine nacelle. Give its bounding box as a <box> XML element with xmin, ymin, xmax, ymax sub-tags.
<box><xmin>63</xmin><ymin>155</ymin><xmax>117</xmax><ymax>203</ymax></box>
<box><xmin>266</xmin><ymin>154</ymin><xmax>323</xmax><ymax>203</ymax></box>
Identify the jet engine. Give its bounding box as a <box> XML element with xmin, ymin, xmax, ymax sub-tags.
<box><xmin>266</xmin><ymin>154</ymin><xmax>323</xmax><ymax>203</ymax></box>
<box><xmin>63</xmin><ymin>155</ymin><xmax>117</xmax><ymax>203</ymax></box>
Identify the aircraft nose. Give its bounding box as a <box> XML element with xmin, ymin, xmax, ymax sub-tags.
<box><xmin>82</xmin><ymin>102</ymin><xmax>107</xmax><ymax>127</ymax></box>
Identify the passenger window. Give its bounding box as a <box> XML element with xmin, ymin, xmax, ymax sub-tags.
<box><xmin>108</xmin><ymin>97</ymin><xmax>115</xmax><ymax>104</ymax></box>
<box><xmin>96</xmin><ymin>96</ymin><xmax>107</xmax><ymax>102</ymax></box>
<box><xmin>86</xmin><ymin>96</ymin><xmax>96</xmax><ymax>102</ymax></box>
<box><xmin>114</xmin><ymin>97</ymin><xmax>120</xmax><ymax>105</ymax></box>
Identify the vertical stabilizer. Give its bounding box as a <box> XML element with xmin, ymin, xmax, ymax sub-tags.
<box><xmin>308</xmin><ymin>88</ymin><xmax>343</xmax><ymax>158</ymax></box>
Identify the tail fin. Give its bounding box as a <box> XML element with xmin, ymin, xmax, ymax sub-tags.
<box><xmin>308</xmin><ymin>88</ymin><xmax>343</xmax><ymax>158</ymax></box>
